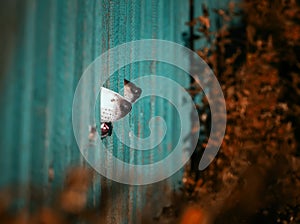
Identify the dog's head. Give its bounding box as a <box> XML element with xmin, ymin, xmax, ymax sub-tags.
<box><xmin>101</xmin><ymin>87</ymin><xmax>132</xmax><ymax>123</ymax></box>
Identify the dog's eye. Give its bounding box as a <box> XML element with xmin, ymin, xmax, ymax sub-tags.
<box><xmin>124</xmin><ymin>79</ymin><xmax>142</xmax><ymax>103</ymax></box>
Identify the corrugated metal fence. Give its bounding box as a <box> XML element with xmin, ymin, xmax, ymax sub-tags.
<box><xmin>0</xmin><ymin>0</ymin><xmax>236</xmax><ymax>223</ymax></box>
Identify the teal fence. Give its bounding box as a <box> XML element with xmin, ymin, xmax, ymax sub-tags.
<box><xmin>0</xmin><ymin>0</ymin><xmax>236</xmax><ymax>223</ymax></box>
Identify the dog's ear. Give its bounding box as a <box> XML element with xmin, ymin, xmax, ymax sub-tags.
<box><xmin>124</xmin><ymin>79</ymin><xmax>142</xmax><ymax>103</ymax></box>
<box><xmin>100</xmin><ymin>87</ymin><xmax>132</xmax><ymax>122</ymax></box>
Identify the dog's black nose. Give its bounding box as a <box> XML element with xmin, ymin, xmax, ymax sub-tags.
<box><xmin>101</xmin><ymin>122</ymin><xmax>113</xmax><ymax>139</ymax></box>
<box><xmin>120</xmin><ymin>99</ymin><xmax>132</xmax><ymax>114</ymax></box>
